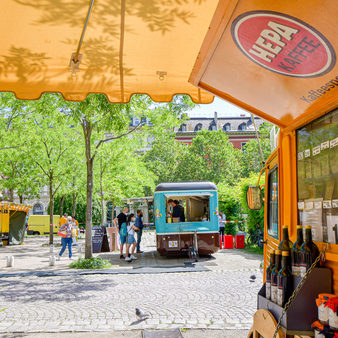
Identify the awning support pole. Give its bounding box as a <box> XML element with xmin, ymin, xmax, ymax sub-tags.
<box><xmin>72</xmin><ymin>0</ymin><xmax>95</xmax><ymax>64</ymax></box>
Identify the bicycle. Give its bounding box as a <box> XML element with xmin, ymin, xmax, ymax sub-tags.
<box><xmin>247</xmin><ymin>224</ymin><xmax>264</xmax><ymax>248</ymax></box>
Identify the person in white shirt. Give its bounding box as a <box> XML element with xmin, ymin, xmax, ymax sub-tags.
<box><xmin>125</xmin><ymin>213</ymin><xmax>139</xmax><ymax>262</ymax></box>
<box><xmin>219</xmin><ymin>211</ymin><xmax>226</xmax><ymax>246</ymax></box>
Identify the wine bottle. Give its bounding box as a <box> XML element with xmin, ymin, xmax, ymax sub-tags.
<box><xmin>271</xmin><ymin>249</ymin><xmax>281</xmax><ymax>303</ymax></box>
<box><xmin>277</xmin><ymin>251</ymin><xmax>292</xmax><ymax>306</ymax></box>
<box><xmin>266</xmin><ymin>251</ymin><xmax>275</xmax><ymax>300</ymax></box>
<box><xmin>299</xmin><ymin>226</ymin><xmax>320</xmax><ymax>277</ymax></box>
<box><xmin>292</xmin><ymin>225</ymin><xmax>304</xmax><ymax>276</ymax></box>
<box><xmin>278</xmin><ymin>225</ymin><xmax>293</xmax><ymax>269</ymax></box>
<box><xmin>278</xmin><ymin>225</ymin><xmax>293</xmax><ymax>252</ymax></box>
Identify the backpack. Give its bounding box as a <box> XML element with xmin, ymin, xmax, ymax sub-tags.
<box><xmin>119</xmin><ymin>222</ymin><xmax>128</xmax><ymax>237</ymax></box>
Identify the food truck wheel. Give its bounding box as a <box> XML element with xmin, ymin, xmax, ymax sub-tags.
<box><xmin>248</xmin><ymin>309</ymin><xmax>284</xmax><ymax>338</ymax></box>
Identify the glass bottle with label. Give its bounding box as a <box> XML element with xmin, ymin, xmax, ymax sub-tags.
<box><xmin>277</xmin><ymin>251</ymin><xmax>292</xmax><ymax>307</ymax></box>
<box><xmin>299</xmin><ymin>225</ymin><xmax>320</xmax><ymax>277</ymax></box>
<box><xmin>292</xmin><ymin>225</ymin><xmax>304</xmax><ymax>276</ymax></box>
<box><xmin>271</xmin><ymin>249</ymin><xmax>281</xmax><ymax>303</ymax></box>
<box><xmin>265</xmin><ymin>251</ymin><xmax>275</xmax><ymax>300</ymax></box>
<box><xmin>278</xmin><ymin>225</ymin><xmax>293</xmax><ymax>268</ymax></box>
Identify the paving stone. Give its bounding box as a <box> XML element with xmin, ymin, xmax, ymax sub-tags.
<box><xmin>0</xmin><ymin>234</ymin><xmax>263</xmax><ymax>334</ymax></box>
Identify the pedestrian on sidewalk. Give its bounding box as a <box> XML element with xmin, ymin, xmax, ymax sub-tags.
<box><xmin>219</xmin><ymin>211</ymin><xmax>225</xmax><ymax>245</ymax></box>
<box><xmin>135</xmin><ymin>209</ymin><xmax>144</xmax><ymax>253</ymax></box>
<box><xmin>113</xmin><ymin>206</ymin><xmax>129</xmax><ymax>259</ymax></box>
<box><xmin>71</xmin><ymin>217</ymin><xmax>79</xmax><ymax>246</ymax></box>
<box><xmin>57</xmin><ymin>216</ymin><xmax>74</xmax><ymax>260</ymax></box>
<box><xmin>125</xmin><ymin>213</ymin><xmax>138</xmax><ymax>262</ymax></box>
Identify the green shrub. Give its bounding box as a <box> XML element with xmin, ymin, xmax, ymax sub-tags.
<box><xmin>224</xmin><ymin>222</ymin><xmax>236</xmax><ymax>236</ymax></box>
<box><xmin>238</xmin><ymin>174</ymin><xmax>265</xmax><ymax>237</ymax></box>
<box><xmin>69</xmin><ymin>257</ymin><xmax>112</xmax><ymax>269</ymax></box>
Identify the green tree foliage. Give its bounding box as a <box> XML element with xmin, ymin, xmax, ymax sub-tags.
<box><xmin>217</xmin><ymin>173</ymin><xmax>265</xmax><ymax>236</ymax></box>
<box><xmin>217</xmin><ymin>183</ymin><xmax>241</xmax><ymax>220</ymax></box>
<box><xmin>0</xmin><ymin>93</ymin><xmax>42</xmax><ymax>201</ymax></box>
<box><xmin>175</xmin><ymin>130</ymin><xmax>243</xmax><ymax>184</ymax></box>
<box><xmin>53</xmin><ymin>194</ymin><xmax>101</xmax><ymax>225</ymax></box>
<box><xmin>94</xmin><ymin>138</ymin><xmax>156</xmax><ymax>224</ymax></box>
<box><xmin>143</xmin><ymin>133</ymin><xmax>187</xmax><ymax>184</ymax></box>
<box><xmin>242</xmin><ymin>122</ymin><xmax>273</xmax><ymax>176</ymax></box>
<box><xmin>62</xmin><ymin>94</ymin><xmax>194</xmax><ymax>258</ymax></box>
<box><xmin>238</xmin><ymin>173</ymin><xmax>265</xmax><ymax>236</ymax></box>
<box><xmin>25</xmin><ymin>94</ymin><xmax>81</xmax><ymax>244</ymax></box>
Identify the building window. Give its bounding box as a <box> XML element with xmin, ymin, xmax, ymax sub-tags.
<box><xmin>33</xmin><ymin>203</ymin><xmax>44</xmax><ymax>215</ymax></box>
<box><xmin>194</xmin><ymin>123</ymin><xmax>202</xmax><ymax>132</ymax></box>
<box><xmin>179</xmin><ymin>124</ymin><xmax>187</xmax><ymax>132</ymax></box>
<box><xmin>238</xmin><ymin>123</ymin><xmax>246</xmax><ymax>131</ymax></box>
<box><xmin>241</xmin><ymin>142</ymin><xmax>247</xmax><ymax>150</ymax></box>
<box><xmin>223</xmin><ymin>123</ymin><xmax>231</xmax><ymax>131</ymax></box>
<box><xmin>209</xmin><ymin>122</ymin><xmax>217</xmax><ymax>131</ymax></box>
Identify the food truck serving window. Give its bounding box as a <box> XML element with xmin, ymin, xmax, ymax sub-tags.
<box><xmin>165</xmin><ymin>195</ymin><xmax>210</xmax><ymax>223</ymax></box>
<box><xmin>267</xmin><ymin>166</ymin><xmax>279</xmax><ymax>238</ymax></box>
<box><xmin>297</xmin><ymin>109</ymin><xmax>338</xmax><ymax>243</ymax></box>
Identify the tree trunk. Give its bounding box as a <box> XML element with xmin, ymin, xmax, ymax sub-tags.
<box><xmin>101</xmin><ymin>196</ymin><xmax>105</xmax><ymax>226</ymax></box>
<box><xmin>72</xmin><ymin>192</ymin><xmax>77</xmax><ymax>218</ymax></box>
<box><xmin>59</xmin><ymin>195</ymin><xmax>65</xmax><ymax>217</ymax></box>
<box><xmin>19</xmin><ymin>194</ymin><xmax>23</xmax><ymax>204</ymax></box>
<box><xmin>84</xmin><ymin>121</ymin><xmax>93</xmax><ymax>259</ymax></box>
<box><xmin>100</xmin><ymin>158</ymin><xmax>104</xmax><ymax>226</ymax></box>
<box><xmin>85</xmin><ymin>156</ymin><xmax>93</xmax><ymax>258</ymax></box>
<box><xmin>9</xmin><ymin>189</ymin><xmax>14</xmax><ymax>202</ymax></box>
<box><xmin>111</xmin><ymin>198</ymin><xmax>115</xmax><ymax>226</ymax></box>
<box><xmin>49</xmin><ymin>176</ymin><xmax>54</xmax><ymax>245</ymax></box>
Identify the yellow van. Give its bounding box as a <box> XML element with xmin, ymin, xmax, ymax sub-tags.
<box><xmin>27</xmin><ymin>215</ymin><xmax>60</xmax><ymax>235</ymax></box>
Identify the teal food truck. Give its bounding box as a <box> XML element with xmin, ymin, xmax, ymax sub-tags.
<box><xmin>154</xmin><ymin>182</ymin><xmax>219</xmax><ymax>256</ymax></box>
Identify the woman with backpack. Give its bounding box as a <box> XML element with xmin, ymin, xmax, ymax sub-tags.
<box><xmin>57</xmin><ymin>216</ymin><xmax>75</xmax><ymax>260</ymax></box>
<box><xmin>124</xmin><ymin>213</ymin><xmax>139</xmax><ymax>262</ymax></box>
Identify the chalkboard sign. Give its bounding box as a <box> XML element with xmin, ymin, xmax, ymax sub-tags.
<box><xmin>92</xmin><ymin>226</ymin><xmax>110</xmax><ymax>253</ymax></box>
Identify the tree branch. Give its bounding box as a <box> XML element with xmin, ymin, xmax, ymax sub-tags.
<box><xmin>0</xmin><ymin>144</ymin><xmax>24</xmax><ymax>151</ymax></box>
<box><xmin>53</xmin><ymin>181</ymin><xmax>63</xmax><ymax>197</ymax></box>
<box><xmin>34</xmin><ymin>160</ymin><xmax>49</xmax><ymax>177</ymax></box>
<box><xmin>95</xmin><ymin>122</ymin><xmax>145</xmax><ymax>150</ymax></box>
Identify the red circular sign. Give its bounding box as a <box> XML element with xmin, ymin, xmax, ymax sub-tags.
<box><xmin>231</xmin><ymin>11</ymin><xmax>336</xmax><ymax>78</ymax></box>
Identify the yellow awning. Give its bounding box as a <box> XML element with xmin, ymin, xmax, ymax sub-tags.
<box><xmin>0</xmin><ymin>0</ymin><xmax>218</xmax><ymax>103</ymax></box>
<box><xmin>0</xmin><ymin>202</ymin><xmax>32</xmax><ymax>213</ymax></box>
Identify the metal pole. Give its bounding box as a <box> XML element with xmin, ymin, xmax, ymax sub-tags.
<box><xmin>251</xmin><ymin>113</ymin><xmax>265</xmax><ymax>165</ymax></box>
<box><xmin>73</xmin><ymin>0</ymin><xmax>95</xmax><ymax>63</ymax></box>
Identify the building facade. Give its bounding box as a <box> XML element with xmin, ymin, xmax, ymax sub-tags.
<box><xmin>175</xmin><ymin>112</ymin><xmax>265</xmax><ymax>149</ymax></box>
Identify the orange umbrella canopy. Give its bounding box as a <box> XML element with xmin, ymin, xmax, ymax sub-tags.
<box><xmin>0</xmin><ymin>0</ymin><xmax>217</xmax><ymax>103</ymax></box>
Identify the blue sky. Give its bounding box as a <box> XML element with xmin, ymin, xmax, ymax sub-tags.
<box><xmin>188</xmin><ymin>97</ymin><xmax>250</xmax><ymax>118</ymax></box>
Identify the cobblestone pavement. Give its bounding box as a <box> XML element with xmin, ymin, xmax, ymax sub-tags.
<box><xmin>0</xmin><ymin>234</ymin><xmax>263</xmax><ymax>336</ymax></box>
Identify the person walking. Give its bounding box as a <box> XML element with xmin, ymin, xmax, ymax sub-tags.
<box><xmin>72</xmin><ymin>217</ymin><xmax>78</xmax><ymax>246</ymax></box>
<box><xmin>135</xmin><ymin>209</ymin><xmax>144</xmax><ymax>253</ymax></box>
<box><xmin>125</xmin><ymin>213</ymin><xmax>138</xmax><ymax>262</ymax></box>
<box><xmin>113</xmin><ymin>206</ymin><xmax>129</xmax><ymax>259</ymax></box>
<box><xmin>219</xmin><ymin>211</ymin><xmax>226</xmax><ymax>246</ymax></box>
<box><xmin>57</xmin><ymin>216</ymin><xmax>74</xmax><ymax>260</ymax></box>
